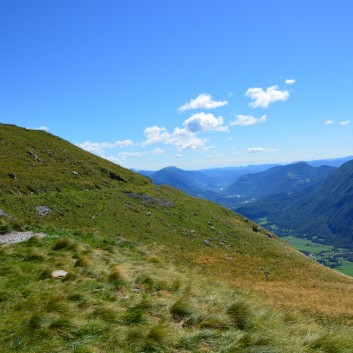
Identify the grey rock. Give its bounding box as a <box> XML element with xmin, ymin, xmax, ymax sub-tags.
<box><xmin>36</xmin><ymin>205</ymin><xmax>52</xmax><ymax>217</ymax></box>
<box><xmin>203</xmin><ymin>238</ymin><xmax>212</xmax><ymax>246</ymax></box>
<box><xmin>27</xmin><ymin>150</ymin><xmax>42</xmax><ymax>162</ymax></box>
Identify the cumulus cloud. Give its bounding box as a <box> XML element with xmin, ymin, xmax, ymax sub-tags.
<box><xmin>324</xmin><ymin>120</ymin><xmax>335</xmax><ymax>125</ymax></box>
<box><xmin>142</xmin><ymin>113</ymin><xmax>227</xmax><ymax>151</ymax></box>
<box><xmin>247</xmin><ymin>147</ymin><xmax>277</xmax><ymax>153</ymax></box>
<box><xmin>285</xmin><ymin>79</ymin><xmax>296</xmax><ymax>85</ymax></box>
<box><xmin>178</xmin><ymin>93</ymin><xmax>228</xmax><ymax>112</ymax></box>
<box><xmin>142</xmin><ymin>126</ymin><xmax>170</xmax><ymax>147</ymax></box>
<box><xmin>340</xmin><ymin>120</ymin><xmax>350</xmax><ymax>126</ymax></box>
<box><xmin>230</xmin><ymin>114</ymin><xmax>267</xmax><ymax>126</ymax></box>
<box><xmin>183</xmin><ymin>112</ymin><xmax>228</xmax><ymax>132</ymax></box>
<box><xmin>142</xmin><ymin>124</ymin><xmax>207</xmax><ymax>151</ymax></box>
<box><xmin>246</xmin><ymin>85</ymin><xmax>289</xmax><ymax>108</ymax></box>
<box><xmin>78</xmin><ymin>139</ymin><xmax>134</xmax><ymax>153</ymax></box>
<box><xmin>168</xmin><ymin>127</ymin><xmax>207</xmax><ymax>150</ymax></box>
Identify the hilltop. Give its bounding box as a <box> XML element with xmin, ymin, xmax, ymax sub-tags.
<box><xmin>1</xmin><ymin>124</ymin><xmax>353</xmax><ymax>352</ymax></box>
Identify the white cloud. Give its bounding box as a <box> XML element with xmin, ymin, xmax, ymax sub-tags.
<box><xmin>38</xmin><ymin>125</ymin><xmax>49</xmax><ymax>131</ymax></box>
<box><xmin>78</xmin><ymin>139</ymin><xmax>134</xmax><ymax>153</ymax></box>
<box><xmin>246</xmin><ymin>85</ymin><xmax>289</xmax><ymax>108</ymax></box>
<box><xmin>142</xmin><ymin>125</ymin><xmax>206</xmax><ymax>151</ymax></box>
<box><xmin>151</xmin><ymin>148</ymin><xmax>166</xmax><ymax>155</ymax></box>
<box><xmin>285</xmin><ymin>79</ymin><xmax>296</xmax><ymax>85</ymax></box>
<box><xmin>183</xmin><ymin>112</ymin><xmax>228</xmax><ymax>132</ymax></box>
<box><xmin>142</xmin><ymin>113</ymin><xmax>228</xmax><ymax>152</ymax></box>
<box><xmin>247</xmin><ymin>147</ymin><xmax>277</xmax><ymax>153</ymax></box>
<box><xmin>324</xmin><ymin>120</ymin><xmax>335</xmax><ymax>125</ymax></box>
<box><xmin>230</xmin><ymin>114</ymin><xmax>267</xmax><ymax>126</ymax></box>
<box><xmin>105</xmin><ymin>156</ymin><xmax>123</xmax><ymax>164</ymax></box>
<box><xmin>340</xmin><ymin>120</ymin><xmax>350</xmax><ymax>126</ymax></box>
<box><xmin>168</xmin><ymin>127</ymin><xmax>207</xmax><ymax>150</ymax></box>
<box><xmin>178</xmin><ymin>93</ymin><xmax>228</xmax><ymax>112</ymax></box>
<box><xmin>142</xmin><ymin>126</ymin><xmax>170</xmax><ymax>147</ymax></box>
<box><xmin>27</xmin><ymin>125</ymin><xmax>49</xmax><ymax>132</ymax></box>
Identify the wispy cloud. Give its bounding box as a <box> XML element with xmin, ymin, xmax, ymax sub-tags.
<box><xmin>246</xmin><ymin>85</ymin><xmax>289</xmax><ymax>108</ymax></box>
<box><xmin>340</xmin><ymin>120</ymin><xmax>350</xmax><ymax>126</ymax></box>
<box><xmin>178</xmin><ymin>93</ymin><xmax>228</xmax><ymax>112</ymax></box>
<box><xmin>151</xmin><ymin>148</ymin><xmax>166</xmax><ymax>155</ymax></box>
<box><xmin>27</xmin><ymin>125</ymin><xmax>49</xmax><ymax>132</ymax></box>
<box><xmin>247</xmin><ymin>147</ymin><xmax>278</xmax><ymax>153</ymax></box>
<box><xmin>285</xmin><ymin>79</ymin><xmax>296</xmax><ymax>85</ymax></box>
<box><xmin>324</xmin><ymin>120</ymin><xmax>335</xmax><ymax>125</ymax></box>
<box><xmin>119</xmin><ymin>151</ymin><xmax>144</xmax><ymax>158</ymax></box>
<box><xmin>105</xmin><ymin>151</ymin><xmax>144</xmax><ymax>165</ymax></box>
<box><xmin>38</xmin><ymin>125</ymin><xmax>49</xmax><ymax>131</ymax></box>
<box><xmin>77</xmin><ymin>139</ymin><xmax>134</xmax><ymax>153</ymax></box>
<box><xmin>230</xmin><ymin>114</ymin><xmax>267</xmax><ymax>126</ymax></box>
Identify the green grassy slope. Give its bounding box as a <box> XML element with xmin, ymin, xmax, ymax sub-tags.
<box><xmin>1</xmin><ymin>124</ymin><xmax>353</xmax><ymax>351</ymax></box>
<box><xmin>2</xmin><ymin>230</ymin><xmax>353</xmax><ymax>353</ymax></box>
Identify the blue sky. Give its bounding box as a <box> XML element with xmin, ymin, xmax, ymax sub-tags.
<box><xmin>1</xmin><ymin>0</ymin><xmax>352</xmax><ymax>170</ymax></box>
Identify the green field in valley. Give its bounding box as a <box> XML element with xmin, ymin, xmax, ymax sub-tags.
<box><xmin>283</xmin><ymin>236</ymin><xmax>353</xmax><ymax>277</ymax></box>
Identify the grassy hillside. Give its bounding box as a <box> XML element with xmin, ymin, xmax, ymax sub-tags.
<box><xmin>2</xmin><ymin>229</ymin><xmax>353</xmax><ymax>353</ymax></box>
<box><xmin>2</xmin><ymin>124</ymin><xmax>353</xmax><ymax>351</ymax></box>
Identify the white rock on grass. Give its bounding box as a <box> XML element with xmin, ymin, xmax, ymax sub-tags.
<box><xmin>51</xmin><ymin>270</ymin><xmax>68</xmax><ymax>278</ymax></box>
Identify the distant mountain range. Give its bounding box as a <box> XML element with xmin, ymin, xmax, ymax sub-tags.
<box><xmin>135</xmin><ymin>157</ymin><xmax>353</xmax><ymax>250</ymax></box>
<box><xmin>225</xmin><ymin>162</ymin><xmax>335</xmax><ymax>200</ymax></box>
<box><xmin>135</xmin><ymin>156</ymin><xmax>351</xmax><ymax>208</ymax></box>
<box><xmin>237</xmin><ymin>159</ymin><xmax>353</xmax><ymax>249</ymax></box>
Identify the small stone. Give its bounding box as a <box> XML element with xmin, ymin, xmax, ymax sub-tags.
<box><xmin>8</xmin><ymin>172</ymin><xmax>16</xmax><ymax>179</ymax></box>
<box><xmin>72</xmin><ymin>171</ymin><xmax>78</xmax><ymax>175</ymax></box>
<box><xmin>36</xmin><ymin>205</ymin><xmax>52</xmax><ymax>217</ymax></box>
<box><xmin>51</xmin><ymin>270</ymin><xmax>68</xmax><ymax>278</ymax></box>
<box><xmin>203</xmin><ymin>238</ymin><xmax>212</xmax><ymax>246</ymax></box>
